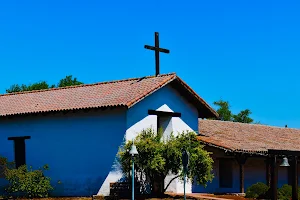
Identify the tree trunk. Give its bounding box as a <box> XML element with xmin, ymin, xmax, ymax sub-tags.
<box><xmin>151</xmin><ymin>175</ymin><xmax>165</xmax><ymax>197</ymax></box>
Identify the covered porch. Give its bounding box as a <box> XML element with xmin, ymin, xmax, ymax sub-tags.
<box><xmin>195</xmin><ymin>119</ymin><xmax>300</xmax><ymax>199</ymax></box>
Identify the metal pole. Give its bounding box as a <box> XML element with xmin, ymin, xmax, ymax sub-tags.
<box><xmin>132</xmin><ymin>156</ymin><xmax>134</xmax><ymax>200</ymax></box>
<box><xmin>184</xmin><ymin>170</ymin><xmax>186</xmax><ymax>200</ymax></box>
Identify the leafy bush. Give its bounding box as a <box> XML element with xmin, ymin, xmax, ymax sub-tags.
<box><xmin>118</xmin><ymin>129</ymin><xmax>214</xmax><ymax>195</ymax></box>
<box><xmin>278</xmin><ymin>184</ymin><xmax>292</xmax><ymax>200</ymax></box>
<box><xmin>278</xmin><ymin>184</ymin><xmax>300</xmax><ymax>200</ymax></box>
<box><xmin>4</xmin><ymin>164</ymin><xmax>53</xmax><ymax>198</ymax></box>
<box><xmin>245</xmin><ymin>182</ymin><xmax>269</xmax><ymax>198</ymax></box>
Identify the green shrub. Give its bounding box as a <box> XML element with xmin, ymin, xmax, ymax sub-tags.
<box><xmin>278</xmin><ymin>184</ymin><xmax>292</xmax><ymax>200</ymax></box>
<box><xmin>245</xmin><ymin>182</ymin><xmax>269</xmax><ymax>198</ymax></box>
<box><xmin>4</xmin><ymin>164</ymin><xmax>53</xmax><ymax>198</ymax></box>
<box><xmin>277</xmin><ymin>184</ymin><xmax>300</xmax><ymax>200</ymax></box>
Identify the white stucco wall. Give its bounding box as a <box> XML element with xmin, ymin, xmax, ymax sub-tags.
<box><xmin>0</xmin><ymin>108</ymin><xmax>127</xmax><ymax>197</ymax></box>
<box><xmin>125</xmin><ymin>84</ymin><xmax>199</xmax><ymax>194</ymax></box>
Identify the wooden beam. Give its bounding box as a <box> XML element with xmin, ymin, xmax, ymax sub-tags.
<box><xmin>8</xmin><ymin>136</ymin><xmax>31</xmax><ymax>141</ymax></box>
<box><xmin>270</xmin><ymin>155</ymin><xmax>278</xmax><ymax>200</ymax></box>
<box><xmin>236</xmin><ymin>154</ymin><xmax>247</xmax><ymax>193</ymax></box>
<box><xmin>239</xmin><ymin>164</ymin><xmax>245</xmax><ymax>193</ymax></box>
<box><xmin>144</xmin><ymin>45</ymin><xmax>170</xmax><ymax>53</ymax></box>
<box><xmin>292</xmin><ymin>156</ymin><xmax>298</xmax><ymax>200</ymax></box>
<box><xmin>266</xmin><ymin>158</ymin><xmax>271</xmax><ymax>187</ymax></box>
<box><xmin>144</xmin><ymin>32</ymin><xmax>170</xmax><ymax>76</ymax></box>
<box><xmin>268</xmin><ymin>149</ymin><xmax>300</xmax><ymax>156</ymax></box>
<box><xmin>148</xmin><ymin>110</ymin><xmax>181</xmax><ymax>117</ymax></box>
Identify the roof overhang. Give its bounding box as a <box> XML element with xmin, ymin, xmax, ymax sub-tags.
<box><xmin>168</xmin><ymin>77</ymin><xmax>219</xmax><ymax>119</ymax></box>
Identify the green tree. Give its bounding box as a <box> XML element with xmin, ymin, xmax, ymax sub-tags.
<box><xmin>57</xmin><ymin>75</ymin><xmax>83</xmax><ymax>87</ymax></box>
<box><xmin>213</xmin><ymin>100</ymin><xmax>232</xmax><ymax>121</ymax></box>
<box><xmin>6</xmin><ymin>75</ymin><xmax>83</xmax><ymax>93</ymax></box>
<box><xmin>6</xmin><ymin>81</ymin><xmax>52</xmax><ymax>93</ymax></box>
<box><xmin>232</xmin><ymin>109</ymin><xmax>254</xmax><ymax>123</ymax></box>
<box><xmin>213</xmin><ymin>99</ymin><xmax>254</xmax><ymax>123</ymax></box>
<box><xmin>118</xmin><ymin>128</ymin><xmax>214</xmax><ymax>196</ymax></box>
<box><xmin>5</xmin><ymin>84</ymin><xmax>23</xmax><ymax>93</ymax></box>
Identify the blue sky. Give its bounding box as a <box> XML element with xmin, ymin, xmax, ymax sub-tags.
<box><xmin>0</xmin><ymin>0</ymin><xmax>299</xmax><ymax>128</ymax></box>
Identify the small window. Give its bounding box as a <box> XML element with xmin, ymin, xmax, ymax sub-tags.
<box><xmin>157</xmin><ymin>116</ymin><xmax>171</xmax><ymax>134</ymax></box>
<box><xmin>219</xmin><ymin>159</ymin><xmax>233</xmax><ymax>188</ymax></box>
<box><xmin>8</xmin><ymin>136</ymin><xmax>31</xmax><ymax>168</ymax></box>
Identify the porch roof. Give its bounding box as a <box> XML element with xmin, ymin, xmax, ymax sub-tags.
<box><xmin>198</xmin><ymin>119</ymin><xmax>300</xmax><ymax>155</ymax></box>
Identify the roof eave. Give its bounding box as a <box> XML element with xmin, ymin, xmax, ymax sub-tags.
<box><xmin>198</xmin><ymin>137</ymin><xmax>267</xmax><ymax>156</ymax></box>
<box><xmin>0</xmin><ymin>104</ymin><xmax>128</xmax><ymax>119</ymax></box>
<box><xmin>171</xmin><ymin>77</ymin><xmax>219</xmax><ymax>119</ymax></box>
<box><xmin>126</xmin><ymin>74</ymin><xmax>178</xmax><ymax>108</ymax></box>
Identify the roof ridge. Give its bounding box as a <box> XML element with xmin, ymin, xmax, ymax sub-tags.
<box><xmin>200</xmin><ymin>119</ymin><xmax>300</xmax><ymax>131</ymax></box>
<box><xmin>0</xmin><ymin>73</ymin><xmax>177</xmax><ymax>97</ymax></box>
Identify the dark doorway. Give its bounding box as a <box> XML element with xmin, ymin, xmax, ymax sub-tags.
<box><xmin>219</xmin><ymin>159</ymin><xmax>233</xmax><ymax>188</ymax></box>
<box><xmin>8</xmin><ymin>136</ymin><xmax>31</xmax><ymax>168</ymax></box>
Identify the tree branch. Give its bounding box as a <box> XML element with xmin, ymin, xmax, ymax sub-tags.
<box><xmin>164</xmin><ymin>175</ymin><xmax>180</xmax><ymax>192</ymax></box>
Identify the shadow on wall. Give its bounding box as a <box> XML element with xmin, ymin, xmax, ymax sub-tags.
<box><xmin>50</xmin><ymin>176</ymin><xmax>104</xmax><ymax>197</ymax></box>
<box><xmin>0</xmin><ymin>108</ymin><xmax>127</xmax><ymax>197</ymax></box>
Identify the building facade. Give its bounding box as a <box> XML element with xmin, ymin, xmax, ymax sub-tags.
<box><xmin>0</xmin><ymin>73</ymin><xmax>217</xmax><ymax>196</ymax></box>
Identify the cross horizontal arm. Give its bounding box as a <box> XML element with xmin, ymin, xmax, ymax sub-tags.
<box><xmin>144</xmin><ymin>45</ymin><xmax>170</xmax><ymax>53</ymax></box>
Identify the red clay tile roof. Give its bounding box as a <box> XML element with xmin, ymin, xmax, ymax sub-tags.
<box><xmin>198</xmin><ymin>119</ymin><xmax>300</xmax><ymax>155</ymax></box>
<box><xmin>0</xmin><ymin>73</ymin><xmax>218</xmax><ymax>118</ymax></box>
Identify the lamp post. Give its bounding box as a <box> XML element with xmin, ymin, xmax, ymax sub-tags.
<box><xmin>130</xmin><ymin>141</ymin><xmax>138</xmax><ymax>200</ymax></box>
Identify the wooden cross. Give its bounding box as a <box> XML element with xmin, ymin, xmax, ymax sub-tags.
<box><xmin>144</xmin><ymin>32</ymin><xmax>170</xmax><ymax>76</ymax></box>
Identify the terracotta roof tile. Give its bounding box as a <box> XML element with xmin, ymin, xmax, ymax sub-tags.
<box><xmin>0</xmin><ymin>73</ymin><xmax>218</xmax><ymax>118</ymax></box>
<box><xmin>198</xmin><ymin>119</ymin><xmax>300</xmax><ymax>154</ymax></box>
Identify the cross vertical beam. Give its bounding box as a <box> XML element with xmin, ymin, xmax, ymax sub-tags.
<box><xmin>155</xmin><ymin>32</ymin><xmax>160</xmax><ymax>76</ymax></box>
<box><xmin>144</xmin><ymin>32</ymin><xmax>170</xmax><ymax>76</ymax></box>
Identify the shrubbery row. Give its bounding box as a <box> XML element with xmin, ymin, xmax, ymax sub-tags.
<box><xmin>0</xmin><ymin>156</ymin><xmax>53</xmax><ymax>198</ymax></box>
<box><xmin>246</xmin><ymin>182</ymin><xmax>300</xmax><ymax>200</ymax></box>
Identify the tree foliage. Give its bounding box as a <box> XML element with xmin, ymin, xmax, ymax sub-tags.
<box><xmin>6</xmin><ymin>81</ymin><xmax>54</xmax><ymax>93</ymax></box>
<box><xmin>117</xmin><ymin>128</ymin><xmax>214</xmax><ymax>195</ymax></box>
<box><xmin>4</xmin><ymin>165</ymin><xmax>53</xmax><ymax>198</ymax></box>
<box><xmin>213</xmin><ymin>100</ymin><xmax>232</xmax><ymax>121</ymax></box>
<box><xmin>213</xmin><ymin>99</ymin><xmax>254</xmax><ymax>123</ymax></box>
<box><xmin>6</xmin><ymin>75</ymin><xmax>83</xmax><ymax>93</ymax></box>
<box><xmin>0</xmin><ymin>156</ymin><xmax>53</xmax><ymax>198</ymax></box>
<box><xmin>232</xmin><ymin>109</ymin><xmax>253</xmax><ymax>123</ymax></box>
<box><xmin>57</xmin><ymin>75</ymin><xmax>83</xmax><ymax>87</ymax></box>
<box><xmin>245</xmin><ymin>182</ymin><xmax>269</xmax><ymax>198</ymax></box>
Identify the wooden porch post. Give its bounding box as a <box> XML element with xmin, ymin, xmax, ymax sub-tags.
<box><xmin>292</xmin><ymin>156</ymin><xmax>298</xmax><ymax>200</ymax></box>
<box><xmin>239</xmin><ymin>163</ymin><xmax>245</xmax><ymax>193</ymax></box>
<box><xmin>236</xmin><ymin>154</ymin><xmax>247</xmax><ymax>193</ymax></box>
<box><xmin>270</xmin><ymin>155</ymin><xmax>278</xmax><ymax>200</ymax></box>
<box><xmin>266</xmin><ymin>158</ymin><xmax>271</xmax><ymax>187</ymax></box>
